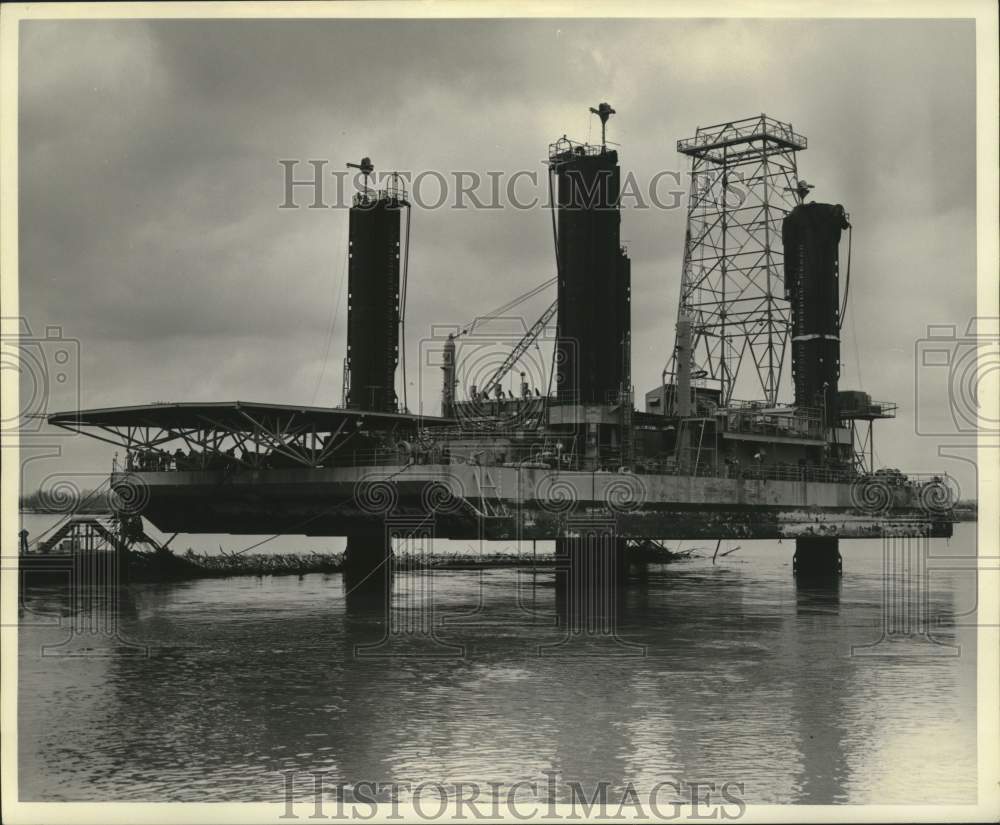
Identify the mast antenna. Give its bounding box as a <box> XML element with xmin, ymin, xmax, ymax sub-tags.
<box><xmin>588</xmin><ymin>102</ymin><xmax>616</xmax><ymax>150</ymax></box>
<box><xmin>346</xmin><ymin>156</ymin><xmax>375</xmax><ymax>198</ymax></box>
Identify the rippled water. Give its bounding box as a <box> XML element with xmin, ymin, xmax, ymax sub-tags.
<box><xmin>19</xmin><ymin>525</ymin><xmax>978</xmax><ymax>804</ymax></box>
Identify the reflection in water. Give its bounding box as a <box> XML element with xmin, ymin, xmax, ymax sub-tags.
<box><xmin>789</xmin><ymin>576</ymin><xmax>849</xmax><ymax>803</ymax></box>
<box><xmin>18</xmin><ymin>526</ymin><xmax>978</xmax><ymax>804</ymax></box>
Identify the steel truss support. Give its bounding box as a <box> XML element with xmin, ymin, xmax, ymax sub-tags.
<box><xmin>668</xmin><ymin>115</ymin><xmax>807</xmax><ymax>407</ymax></box>
<box><xmin>848</xmin><ymin>418</ymin><xmax>876</xmax><ymax>475</ymax></box>
<box><xmin>52</xmin><ymin>412</ymin><xmax>364</xmax><ymax>470</ymax></box>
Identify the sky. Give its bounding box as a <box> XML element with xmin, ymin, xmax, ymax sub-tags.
<box><xmin>17</xmin><ymin>17</ymin><xmax>979</xmax><ymax>502</ymax></box>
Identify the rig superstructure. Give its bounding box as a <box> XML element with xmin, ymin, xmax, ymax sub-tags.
<box><xmin>48</xmin><ymin>109</ymin><xmax>954</xmax><ymax>601</ymax></box>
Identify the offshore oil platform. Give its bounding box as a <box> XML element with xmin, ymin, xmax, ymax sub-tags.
<box><xmin>47</xmin><ymin>110</ymin><xmax>954</xmax><ymax>605</ymax></box>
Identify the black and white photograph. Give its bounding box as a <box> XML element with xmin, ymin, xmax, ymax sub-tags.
<box><xmin>2</xmin><ymin>2</ymin><xmax>998</xmax><ymax>822</ymax></box>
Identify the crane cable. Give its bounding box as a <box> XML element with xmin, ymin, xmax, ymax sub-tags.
<box><xmin>459</xmin><ymin>276</ymin><xmax>557</xmax><ymax>337</ymax></box>
<box><xmin>311</xmin><ymin>235</ymin><xmax>349</xmax><ymax>405</ymax></box>
<box><xmin>450</xmin><ymin>169</ymin><xmax>561</xmax><ymax>400</ymax></box>
<box><xmin>838</xmin><ymin>224</ymin><xmax>864</xmax><ymax>389</ymax></box>
<box><xmin>838</xmin><ymin>225</ymin><xmax>852</xmax><ymax>330</ymax></box>
<box><xmin>399</xmin><ymin>201</ymin><xmax>412</xmax><ymax>411</ymax></box>
<box><xmin>546</xmin><ymin>165</ymin><xmax>561</xmax><ymax>400</ymax></box>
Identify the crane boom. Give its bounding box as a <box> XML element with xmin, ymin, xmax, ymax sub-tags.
<box><xmin>479</xmin><ymin>298</ymin><xmax>558</xmax><ymax>399</ymax></box>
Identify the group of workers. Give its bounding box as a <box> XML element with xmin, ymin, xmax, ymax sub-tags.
<box><xmin>124</xmin><ymin>450</ymin><xmax>178</xmax><ymax>471</ymax></box>
<box><xmin>468</xmin><ymin>374</ymin><xmax>542</xmax><ymax>405</ymax></box>
<box><xmin>123</xmin><ymin>448</ymin><xmax>239</xmax><ymax>472</ymax></box>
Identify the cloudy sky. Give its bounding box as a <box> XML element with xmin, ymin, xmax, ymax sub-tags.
<box><xmin>18</xmin><ymin>17</ymin><xmax>978</xmax><ymax>497</ymax></box>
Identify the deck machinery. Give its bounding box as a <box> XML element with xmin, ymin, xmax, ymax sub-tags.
<box><xmin>49</xmin><ymin>111</ymin><xmax>954</xmax><ymax>611</ymax></box>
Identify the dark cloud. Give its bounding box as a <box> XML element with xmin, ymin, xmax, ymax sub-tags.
<box><xmin>19</xmin><ymin>17</ymin><xmax>977</xmax><ymax>493</ymax></box>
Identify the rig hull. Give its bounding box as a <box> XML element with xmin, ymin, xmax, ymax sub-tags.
<box><xmin>117</xmin><ymin>466</ymin><xmax>952</xmax><ymax>541</ymax></box>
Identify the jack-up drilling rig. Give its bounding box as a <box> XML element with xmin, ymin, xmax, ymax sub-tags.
<box><xmin>47</xmin><ymin>109</ymin><xmax>953</xmax><ymax>596</ymax></box>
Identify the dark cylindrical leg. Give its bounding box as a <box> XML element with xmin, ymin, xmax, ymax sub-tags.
<box><xmin>555</xmin><ymin>533</ymin><xmax>626</xmax><ymax>634</ymax></box>
<box><xmin>793</xmin><ymin>536</ymin><xmax>842</xmax><ymax>578</ymax></box>
<box><xmin>343</xmin><ymin>531</ymin><xmax>392</xmax><ymax>609</ymax></box>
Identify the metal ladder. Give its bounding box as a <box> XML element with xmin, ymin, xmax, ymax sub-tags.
<box><xmin>620</xmin><ymin>392</ymin><xmax>635</xmax><ymax>468</ymax></box>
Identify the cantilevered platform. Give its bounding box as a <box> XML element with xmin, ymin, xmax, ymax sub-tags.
<box><xmin>49</xmin><ymin>400</ymin><xmax>454</xmax><ymax>433</ymax></box>
<box><xmin>49</xmin><ymin>401</ymin><xmax>455</xmax><ymax>469</ymax></box>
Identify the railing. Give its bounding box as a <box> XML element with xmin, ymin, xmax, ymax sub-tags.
<box><xmin>122</xmin><ymin>445</ymin><xmax>951</xmax><ymax>499</ymax></box>
<box><xmin>123</xmin><ymin>442</ymin><xmax>843</xmax><ymax>479</ymax></box>
<box><xmin>352</xmin><ymin>182</ymin><xmax>408</xmax><ymax>208</ymax></box>
<box><xmin>677</xmin><ymin>115</ymin><xmax>807</xmax><ymax>155</ymax></box>
<box><xmin>716</xmin><ymin>401</ymin><xmax>825</xmax><ymax>441</ymax></box>
<box><xmin>839</xmin><ymin>399</ymin><xmax>898</xmax><ymax>419</ymax></box>
<box><xmin>547</xmin><ymin>136</ymin><xmax>607</xmax><ymax>164</ymax></box>
<box><xmin>731</xmin><ymin>464</ymin><xmax>850</xmax><ymax>483</ymax></box>
<box><xmin>451</xmin><ymin>397</ymin><xmax>547</xmax><ymax>417</ymax></box>
<box><xmin>724</xmin><ymin>413</ymin><xmax>825</xmax><ymax>441</ymax></box>
<box><xmin>871</xmin><ymin>401</ymin><xmax>898</xmax><ymax>417</ymax></box>
<box><xmin>277</xmin><ymin>449</ymin><xmax>858</xmax><ymax>484</ymax></box>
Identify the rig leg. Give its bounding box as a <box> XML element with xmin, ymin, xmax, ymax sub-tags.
<box><xmin>555</xmin><ymin>532</ymin><xmax>626</xmax><ymax>633</ymax></box>
<box><xmin>343</xmin><ymin>531</ymin><xmax>392</xmax><ymax>606</ymax></box>
<box><xmin>793</xmin><ymin>536</ymin><xmax>842</xmax><ymax>578</ymax></box>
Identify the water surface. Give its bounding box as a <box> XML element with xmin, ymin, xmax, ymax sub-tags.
<box><xmin>18</xmin><ymin>525</ymin><xmax>978</xmax><ymax>804</ymax></box>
